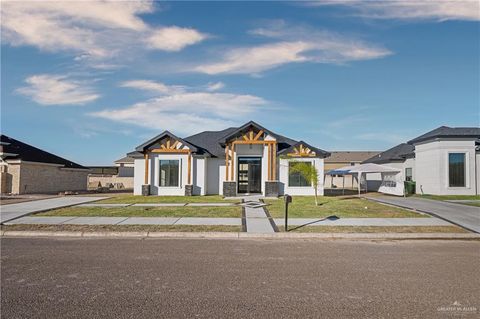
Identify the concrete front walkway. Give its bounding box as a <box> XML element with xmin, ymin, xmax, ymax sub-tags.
<box><xmin>240</xmin><ymin>196</ymin><xmax>276</xmax><ymax>233</ymax></box>
<box><xmin>0</xmin><ymin>196</ymin><xmax>108</xmax><ymax>224</ymax></box>
<box><xmin>366</xmin><ymin>195</ymin><xmax>480</xmax><ymax>233</ymax></box>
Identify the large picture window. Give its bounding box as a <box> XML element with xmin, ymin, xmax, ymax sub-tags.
<box><xmin>159</xmin><ymin>160</ymin><xmax>179</xmax><ymax>187</ymax></box>
<box><xmin>288</xmin><ymin>162</ymin><xmax>312</xmax><ymax>187</ymax></box>
<box><xmin>449</xmin><ymin>153</ymin><xmax>465</xmax><ymax>187</ymax></box>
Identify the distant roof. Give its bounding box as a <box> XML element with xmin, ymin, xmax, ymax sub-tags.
<box><xmin>0</xmin><ymin>135</ymin><xmax>87</xmax><ymax>169</ymax></box>
<box><xmin>325</xmin><ymin>151</ymin><xmax>380</xmax><ymax>163</ymax></box>
<box><xmin>408</xmin><ymin>126</ymin><xmax>480</xmax><ymax>144</ymax></box>
<box><xmin>129</xmin><ymin>121</ymin><xmax>327</xmax><ymax>158</ymax></box>
<box><xmin>363</xmin><ymin>143</ymin><xmax>414</xmax><ymax>164</ymax></box>
<box><xmin>114</xmin><ymin>156</ymin><xmax>134</xmax><ymax>164</ymax></box>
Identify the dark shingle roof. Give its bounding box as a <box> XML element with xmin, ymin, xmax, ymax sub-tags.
<box><xmin>408</xmin><ymin>126</ymin><xmax>480</xmax><ymax>144</ymax></box>
<box><xmin>0</xmin><ymin>135</ymin><xmax>87</xmax><ymax>169</ymax></box>
<box><xmin>130</xmin><ymin>121</ymin><xmax>327</xmax><ymax>158</ymax></box>
<box><xmin>363</xmin><ymin>143</ymin><xmax>414</xmax><ymax>164</ymax></box>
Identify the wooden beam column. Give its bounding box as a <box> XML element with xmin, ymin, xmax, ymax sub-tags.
<box><xmin>272</xmin><ymin>142</ymin><xmax>277</xmax><ymax>180</ymax></box>
<box><xmin>230</xmin><ymin>143</ymin><xmax>235</xmax><ymax>181</ymax></box>
<box><xmin>144</xmin><ymin>152</ymin><xmax>149</xmax><ymax>184</ymax></box>
<box><xmin>267</xmin><ymin>143</ymin><xmax>271</xmax><ymax>181</ymax></box>
<box><xmin>187</xmin><ymin>151</ymin><xmax>192</xmax><ymax>185</ymax></box>
<box><xmin>225</xmin><ymin>144</ymin><xmax>229</xmax><ymax>181</ymax></box>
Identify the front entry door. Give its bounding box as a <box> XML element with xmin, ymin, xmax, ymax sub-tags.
<box><xmin>237</xmin><ymin>157</ymin><xmax>262</xmax><ymax>194</ymax></box>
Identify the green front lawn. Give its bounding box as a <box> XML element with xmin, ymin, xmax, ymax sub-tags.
<box><xmin>265</xmin><ymin>196</ymin><xmax>426</xmax><ymax>218</ymax></box>
<box><xmin>416</xmin><ymin>194</ymin><xmax>480</xmax><ymax>201</ymax></box>
<box><xmin>38</xmin><ymin>206</ymin><xmax>241</xmax><ymax>218</ymax></box>
<box><xmin>97</xmin><ymin>195</ymin><xmax>239</xmax><ymax>204</ymax></box>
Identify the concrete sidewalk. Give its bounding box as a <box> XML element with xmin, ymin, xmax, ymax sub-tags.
<box><xmin>5</xmin><ymin>216</ymin><xmax>451</xmax><ymax>227</ymax></box>
<box><xmin>0</xmin><ymin>196</ymin><xmax>108</xmax><ymax>224</ymax></box>
<box><xmin>366</xmin><ymin>195</ymin><xmax>480</xmax><ymax>233</ymax></box>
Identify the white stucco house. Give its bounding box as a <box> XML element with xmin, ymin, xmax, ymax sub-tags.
<box><xmin>364</xmin><ymin>126</ymin><xmax>480</xmax><ymax>196</ymax></box>
<box><xmin>127</xmin><ymin>121</ymin><xmax>330</xmax><ymax>197</ymax></box>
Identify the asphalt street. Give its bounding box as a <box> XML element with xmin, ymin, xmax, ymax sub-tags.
<box><xmin>1</xmin><ymin>238</ymin><xmax>479</xmax><ymax>318</ymax></box>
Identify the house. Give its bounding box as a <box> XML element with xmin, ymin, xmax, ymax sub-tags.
<box><xmin>0</xmin><ymin>135</ymin><xmax>90</xmax><ymax>194</ymax></box>
<box><xmin>364</xmin><ymin>126</ymin><xmax>480</xmax><ymax>195</ymax></box>
<box><xmin>87</xmin><ymin>156</ymin><xmax>135</xmax><ymax>190</ymax></box>
<box><xmin>127</xmin><ymin>121</ymin><xmax>330</xmax><ymax>197</ymax></box>
<box><xmin>114</xmin><ymin>156</ymin><xmax>134</xmax><ymax>177</ymax></box>
<box><xmin>324</xmin><ymin>151</ymin><xmax>380</xmax><ymax>189</ymax></box>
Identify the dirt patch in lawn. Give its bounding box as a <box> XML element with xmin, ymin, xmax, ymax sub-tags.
<box><xmin>278</xmin><ymin>226</ymin><xmax>469</xmax><ymax>233</ymax></box>
<box><xmin>1</xmin><ymin>224</ymin><xmax>241</xmax><ymax>233</ymax></box>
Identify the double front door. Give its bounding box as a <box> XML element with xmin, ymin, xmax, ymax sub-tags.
<box><xmin>237</xmin><ymin>157</ymin><xmax>262</xmax><ymax>194</ymax></box>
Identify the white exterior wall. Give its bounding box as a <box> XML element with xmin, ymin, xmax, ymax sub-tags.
<box><xmin>133</xmin><ymin>159</ymin><xmax>145</xmax><ymax>195</ymax></box>
<box><xmin>476</xmin><ymin>153</ymin><xmax>480</xmax><ymax>195</ymax></box>
<box><xmin>279</xmin><ymin>157</ymin><xmax>324</xmax><ymax>196</ymax></box>
<box><xmin>192</xmin><ymin>157</ymin><xmax>206</xmax><ymax>195</ymax></box>
<box><xmin>414</xmin><ymin>139</ymin><xmax>477</xmax><ymax>195</ymax></box>
<box><xmin>206</xmin><ymin>158</ymin><xmax>223</xmax><ymax>195</ymax></box>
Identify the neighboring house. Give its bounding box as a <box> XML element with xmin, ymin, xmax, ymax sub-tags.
<box><xmin>87</xmin><ymin>156</ymin><xmax>135</xmax><ymax>190</ymax></box>
<box><xmin>127</xmin><ymin>121</ymin><xmax>330</xmax><ymax>197</ymax></box>
<box><xmin>324</xmin><ymin>151</ymin><xmax>380</xmax><ymax>189</ymax></box>
<box><xmin>0</xmin><ymin>135</ymin><xmax>90</xmax><ymax>194</ymax></box>
<box><xmin>114</xmin><ymin>156</ymin><xmax>134</xmax><ymax>177</ymax></box>
<box><xmin>364</xmin><ymin>126</ymin><xmax>480</xmax><ymax>195</ymax></box>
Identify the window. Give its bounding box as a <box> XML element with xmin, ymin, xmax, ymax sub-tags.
<box><xmin>288</xmin><ymin>162</ymin><xmax>312</xmax><ymax>187</ymax></box>
<box><xmin>159</xmin><ymin>160</ymin><xmax>179</xmax><ymax>187</ymax></box>
<box><xmin>449</xmin><ymin>153</ymin><xmax>465</xmax><ymax>187</ymax></box>
<box><xmin>405</xmin><ymin>168</ymin><xmax>413</xmax><ymax>182</ymax></box>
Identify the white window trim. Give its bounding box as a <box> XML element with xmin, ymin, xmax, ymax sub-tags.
<box><xmin>288</xmin><ymin>160</ymin><xmax>313</xmax><ymax>188</ymax></box>
<box><xmin>446</xmin><ymin>151</ymin><xmax>469</xmax><ymax>189</ymax></box>
<box><xmin>157</xmin><ymin>158</ymin><xmax>182</xmax><ymax>188</ymax></box>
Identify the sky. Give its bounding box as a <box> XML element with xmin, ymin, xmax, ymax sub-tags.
<box><xmin>1</xmin><ymin>0</ymin><xmax>479</xmax><ymax>165</ymax></box>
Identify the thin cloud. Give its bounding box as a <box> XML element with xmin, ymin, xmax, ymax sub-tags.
<box><xmin>206</xmin><ymin>82</ymin><xmax>226</xmax><ymax>91</ymax></box>
<box><xmin>193</xmin><ymin>22</ymin><xmax>391</xmax><ymax>75</ymax></box>
<box><xmin>17</xmin><ymin>74</ymin><xmax>99</xmax><ymax>106</ymax></box>
<box><xmin>120</xmin><ymin>80</ymin><xmax>186</xmax><ymax>95</ymax></box>
<box><xmin>1</xmin><ymin>0</ymin><xmax>208</xmax><ymax>64</ymax></box>
<box><xmin>90</xmin><ymin>81</ymin><xmax>268</xmax><ymax>135</ymax></box>
<box><xmin>308</xmin><ymin>0</ymin><xmax>480</xmax><ymax>21</ymax></box>
<box><xmin>146</xmin><ymin>26</ymin><xmax>208</xmax><ymax>51</ymax></box>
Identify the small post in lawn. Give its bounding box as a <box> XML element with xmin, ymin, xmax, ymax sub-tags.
<box><xmin>284</xmin><ymin>194</ymin><xmax>292</xmax><ymax>232</ymax></box>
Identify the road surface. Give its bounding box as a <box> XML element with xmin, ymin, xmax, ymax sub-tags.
<box><xmin>2</xmin><ymin>238</ymin><xmax>479</xmax><ymax>318</ymax></box>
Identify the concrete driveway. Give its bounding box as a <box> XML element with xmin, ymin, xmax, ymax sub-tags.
<box><xmin>0</xmin><ymin>196</ymin><xmax>107</xmax><ymax>224</ymax></box>
<box><xmin>367</xmin><ymin>195</ymin><xmax>480</xmax><ymax>233</ymax></box>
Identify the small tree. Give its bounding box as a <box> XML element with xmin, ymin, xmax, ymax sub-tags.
<box><xmin>289</xmin><ymin>161</ymin><xmax>320</xmax><ymax>206</ymax></box>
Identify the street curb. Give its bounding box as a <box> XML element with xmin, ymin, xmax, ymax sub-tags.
<box><xmin>2</xmin><ymin>231</ymin><xmax>480</xmax><ymax>240</ymax></box>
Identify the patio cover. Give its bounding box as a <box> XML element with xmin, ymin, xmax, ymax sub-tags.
<box><xmin>326</xmin><ymin>163</ymin><xmax>401</xmax><ymax>195</ymax></box>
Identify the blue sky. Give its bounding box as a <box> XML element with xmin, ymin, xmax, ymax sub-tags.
<box><xmin>1</xmin><ymin>1</ymin><xmax>479</xmax><ymax>165</ymax></box>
